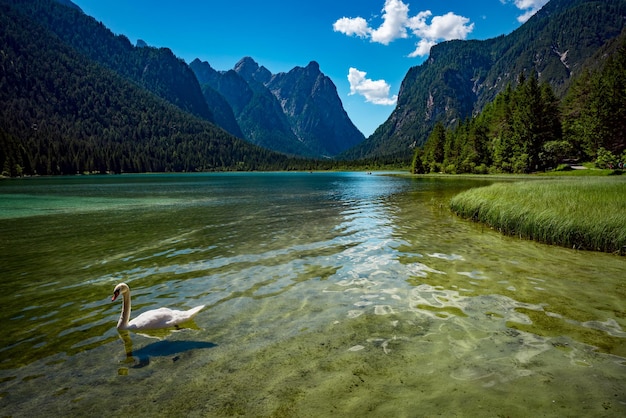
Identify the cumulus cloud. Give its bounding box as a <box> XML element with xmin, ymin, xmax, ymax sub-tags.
<box><xmin>411</xmin><ymin>39</ymin><xmax>437</xmax><ymax>58</ymax></box>
<box><xmin>348</xmin><ymin>68</ymin><xmax>398</xmax><ymax>106</ymax></box>
<box><xmin>370</xmin><ymin>0</ymin><xmax>410</xmax><ymax>44</ymax></box>
<box><xmin>333</xmin><ymin>0</ymin><xmax>474</xmax><ymax>57</ymax></box>
<box><xmin>407</xmin><ymin>11</ymin><xmax>474</xmax><ymax>57</ymax></box>
<box><xmin>333</xmin><ymin>16</ymin><xmax>370</xmax><ymax>38</ymax></box>
<box><xmin>506</xmin><ymin>0</ymin><xmax>550</xmax><ymax>23</ymax></box>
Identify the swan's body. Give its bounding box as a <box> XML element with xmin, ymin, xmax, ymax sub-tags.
<box><xmin>112</xmin><ymin>283</ymin><xmax>204</xmax><ymax>330</ymax></box>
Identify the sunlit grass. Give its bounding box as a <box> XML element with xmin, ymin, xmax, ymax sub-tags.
<box><xmin>539</xmin><ymin>166</ymin><xmax>619</xmax><ymax>176</ymax></box>
<box><xmin>449</xmin><ymin>177</ymin><xmax>626</xmax><ymax>253</ymax></box>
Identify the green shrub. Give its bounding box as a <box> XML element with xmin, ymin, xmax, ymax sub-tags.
<box><xmin>554</xmin><ymin>163</ymin><xmax>573</xmax><ymax>171</ymax></box>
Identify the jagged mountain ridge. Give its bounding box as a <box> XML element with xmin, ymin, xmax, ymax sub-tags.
<box><xmin>190</xmin><ymin>57</ymin><xmax>365</xmax><ymax>158</ymax></box>
<box><xmin>192</xmin><ymin>58</ymin><xmax>309</xmax><ymax>156</ymax></box>
<box><xmin>343</xmin><ymin>0</ymin><xmax>626</xmax><ymax>161</ymax></box>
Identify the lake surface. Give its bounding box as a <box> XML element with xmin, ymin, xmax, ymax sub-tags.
<box><xmin>0</xmin><ymin>172</ymin><xmax>624</xmax><ymax>417</ymax></box>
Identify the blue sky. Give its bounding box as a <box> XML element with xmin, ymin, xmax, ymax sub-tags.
<box><xmin>71</xmin><ymin>0</ymin><xmax>549</xmax><ymax>137</ymax></box>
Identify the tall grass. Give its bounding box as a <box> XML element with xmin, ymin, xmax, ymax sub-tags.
<box><xmin>449</xmin><ymin>178</ymin><xmax>626</xmax><ymax>254</ymax></box>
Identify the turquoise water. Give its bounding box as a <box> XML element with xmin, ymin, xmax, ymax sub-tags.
<box><xmin>0</xmin><ymin>172</ymin><xmax>624</xmax><ymax>417</ymax></box>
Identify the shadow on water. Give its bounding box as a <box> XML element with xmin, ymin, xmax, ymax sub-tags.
<box><xmin>118</xmin><ymin>330</ymin><xmax>216</xmax><ymax>368</ymax></box>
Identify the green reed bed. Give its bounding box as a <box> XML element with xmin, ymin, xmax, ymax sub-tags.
<box><xmin>449</xmin><ymin>178</ymin><xmax>626</xmax><ymax>254</ymax></box>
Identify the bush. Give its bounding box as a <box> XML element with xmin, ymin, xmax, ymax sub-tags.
<box><xmin>554</xmin><ymin>163</ymin><xmax>573</xmax><ymax>171</ymax></box>
<box><xmin>473</xmin><ymin>163</ymin><xmax>489</xmax><ymax>174</ymax></box>
<box><xmin>596</xmin><ymin>147</ymin><xmax>617</xmax><ymax>169</ymax></box>
<box><xmin>428</xmin><ymin>161</ymin><xmax>442</xmax><ymax>173</ymax></box>
<box><xmin>512</xmin><ymin>153</ymin><xmax>530</xmax><ymax>173</ymax></box>
<box><xmin>444</xmin><ymin>164</ymin><xmax>457</xmax><ymax>174</ymax></box>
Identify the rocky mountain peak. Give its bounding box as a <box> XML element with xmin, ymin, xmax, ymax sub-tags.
<box><xmin>191</xmin><ymin>56</ymin><xmax>364</xmax><ymax>157</ymax></box>
<box><xmin>305</xmin><ymin>61</ymin><xmax>320</xmax><ymax>72</ymax></box>
<box><xmin>233</xmin><ymin>56</ymin><xmax>258</xmax><ymax>74</ymax></box>
<box><xmin>234</xmin><ymin>57</ymin><xmax>271</xmax><ymax>84</ymax></box>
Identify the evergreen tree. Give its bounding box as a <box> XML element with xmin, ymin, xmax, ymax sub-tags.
<box><xmin>594</xmin><ymin>48</ymin><xmax>626</xmax><ymax>154</ymax></box>
<box><xmin>486</xmin><ymin>84</ymin><xmax>515</xmax><ymax>172</ymax></box>
<box><xmin>562</xmin><ymin>38</ymin><xmax>626</xmax><ymax>159</ymax></box>
<box><xmin>459</xmin><ymin>118</ymin><xmax>490</xmax><ymax>173</ymax></box>
<box><xmin>562</xmin><ymin>70</ymin><xmax>599</xmax><ymax>158</ymax></box>
<box><xmin>413</xmin><ymin>74</ymin><xmax>563</xmax><ymax>174</ymax></box>
<box><xmin>422</xmin><ymin>122</ymin><xmax>446</xmax><ymax>172</ymax></box>
<box><xmin>411</xmin><ymin>147</ymin><xmax>425</xmax><ymax>174</ymax></box>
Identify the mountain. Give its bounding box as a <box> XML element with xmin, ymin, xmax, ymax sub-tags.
<box><xmin>204</xmin><ymin>57</ymin><xmax>312</xmax><ymax>157</ymax></box>
<box><xmin>190</xmin><ymin>57</ymin><xmax>365</xmax><ymax>158</ymax></box>
<box><xmin>234</xmin><ymin>56</ymin><xmax>272</xmax><ymax>84</ymax></box>
<box><xmin>344</xmin><ymin>0</ymin><xmax>626</xmax><ymax>161</ymax></box>
<box><xmin>189</xmin><ymin>60</ymin><xmax>244</xmax><ymax>138</ymax></box>
<box><xmin>0</xmin><ymin>0</ymin><xmax>295</xmax><ymax>176</ymax></box>
<box><xmin>266</xmin><ymin>61</ymin><xmax>366</xmax><ymax>157</ymax></box>
<box><xmin>230</xmin><ymin>58</ymin><xmax>312</xmax><ymax>156</ymax></box>
<box><xmin>8</xmin><ymin>0</ymin><xmax>212</xmax><ymax>122</ymax></box>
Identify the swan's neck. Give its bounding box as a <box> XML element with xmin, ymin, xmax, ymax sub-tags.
<box><xmin>117</xmin><ymin>290</ymin><xmax>131</xmax><ymax>329</ymax></box>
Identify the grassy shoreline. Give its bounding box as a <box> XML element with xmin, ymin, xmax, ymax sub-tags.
<box><xmin>449</xmin><ymin>177</ymin><xmax>626</xmax><ymax>254</ymax></box>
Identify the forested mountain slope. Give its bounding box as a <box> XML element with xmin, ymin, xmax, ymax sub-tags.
<box><xmin>7</xmin><ymin>0</ymin><xmax>212</xmax><ymax>121</ymax></box>
<box><xmin>1</xmin><ymin>0</ymin><xmax>365</xmax><ymax>176</ymax></box>
<box><xmin>343</xmin><ymin>0</ymin><xmax>626</xmax><ymax>161</ymax></box>
<box><xmin>0</xmin><ymin>1</ymin><xmax>292</xmax><ymax>176</ymax></box>
<box><xmin>413</xmin><ymin>32</ymin><xmax>626</xmax><ymax>175</ymax></box>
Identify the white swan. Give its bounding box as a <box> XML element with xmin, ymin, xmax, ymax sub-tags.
<box><xmin>111</xmin><ymin>282</ymin><xmax>204</xmax><ymax>330</ymax></box>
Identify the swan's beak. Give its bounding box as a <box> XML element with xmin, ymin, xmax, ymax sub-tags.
<box><xmin>112</xmin><ymin>289</ymin><xmax>120</xmax><ymax>301</ymax></box>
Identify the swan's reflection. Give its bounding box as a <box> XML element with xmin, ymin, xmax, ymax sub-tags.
<box><xmin>117</xmin><ymin>330</ymin><xmax>216</xmax><ymax>369</ymax></box>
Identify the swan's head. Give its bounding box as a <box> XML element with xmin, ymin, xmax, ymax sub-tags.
<box><xmin>112</xmin><ymin>282</ymin><xmax>130</xmax><ymax>301</ymax></box>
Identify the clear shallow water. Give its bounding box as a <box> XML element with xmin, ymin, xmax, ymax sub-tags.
<box><xmin>0</xmin><ymin>172</ymin><xmax>624</xmax><ymax>417</ymax></box>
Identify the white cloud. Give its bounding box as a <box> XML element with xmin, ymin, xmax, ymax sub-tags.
<box><xmin>333</xmin><ymin>0</ymin><xmax>474</xmax><ymax>57</ymax></box>
<box><xmin>333</xmin><ymin>17</ymin><xmax>370</xmax><ymax>38</ymax></box>
<box><xmin>409</xmin><ymin>39</ymin><xmax>437</xmax><ymax>58</ymax></box>
<box><xmin>514</xmin><ymin>0</ymin><xmax>548</xmax><ymax>9</ymax></box>
<box><xmin>409</xmin><ymin>12</ymin><xmax>474</xmax><ymax>41</ymax></box>
<box><xmin>348</xmin><ymin>67</ymin><xmax>398</xmax><ymax>106</ymax></box>
<box><xmin>516</xmin><ymin>9</ymin><xmax>537</xmax><ymax>23</ymax></box>
<box><xmin>370</xmin><ymin>0</ymin><xmax>410</xmax><ymax>44</ymax></box>
<box><xmin>506</xmin><ymin>0</ymin><xmax>550</xmax><ymax>23</ymax></box>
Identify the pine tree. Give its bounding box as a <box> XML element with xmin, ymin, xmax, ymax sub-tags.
<box><xmin>422</xmin><ymin>122</ymin><xmax>446</xmax><ymax>172</ymax></box>
<box><xmin>487</xmin><ymin>84</ymin><xmax>515</xmax><ymax>172</ymax></box>
<box><xmin>561</xmin><ymin>70</ymin><xmax>594</xmax><ymax>158</ymax></box>
<box><xmin>561</xmin><ymin>38</ymin><xmax>626</xmax><ymax>159</ymax></box>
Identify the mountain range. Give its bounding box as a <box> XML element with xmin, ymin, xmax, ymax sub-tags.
<box><xmin>0</xmin><ymin>0</ymin><xmax>294</xmax><ymax>175</ymax></box>
<box><xmin>190</xmin><ymin>57</ymin><xmax>365</xmax><ymax>158</ymax></box>
<box><xmin>1</xmin><ymin>0</ymin><xmax>626</xmax><ymax>176</ymax></box>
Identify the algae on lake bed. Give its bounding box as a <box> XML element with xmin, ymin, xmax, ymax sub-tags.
<box><xmin>1</xmin><ymin>173</ymin><xmax>624</xmax><ymax>417</ymax></box>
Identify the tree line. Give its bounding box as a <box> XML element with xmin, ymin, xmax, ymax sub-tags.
<box><xmin>412</xmin><ymin>38</ymin><xmax>626</xmax><ymax>174</ymax></box>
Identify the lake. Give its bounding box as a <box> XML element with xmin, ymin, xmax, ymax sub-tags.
<box><xmin>0</xmin><ymin>172</ymin><xmax>624</xmax><ymax>417</ymax></box>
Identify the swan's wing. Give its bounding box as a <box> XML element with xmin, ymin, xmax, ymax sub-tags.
<box><xmin>166</xmin><ymin>305</ymin><xmax>205</xmax><ymax>326</ymax></box>
<box><xmin>127</xmin><ymin>306</ymin><xmax>204</xmax><ymax>330</ymax></box>
<box><xmin>184</xmin><ymin>305</ymin><xmax>205</xmax><ymax>318</ymax></box>
<box><xmin>127</xmin><ymin>307</ymin><xmax>177</xmax><ymax>330</ymax></box>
